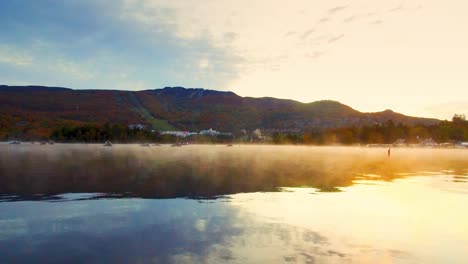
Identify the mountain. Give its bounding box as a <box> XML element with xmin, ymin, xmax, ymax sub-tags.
<box><xmin>0</xmin><ymin>85</ymin><xmax>440</xmax><ymax>135</ymax></box>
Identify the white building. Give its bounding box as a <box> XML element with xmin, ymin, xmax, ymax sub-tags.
<box><xmin>199</xmin><ymin>128</ymin><xmax>220</xmax><ymax>136</ymax></box>
<box><xmin>199</xmin><ymin>128</ymin><xmax>233</xmax><ymax>137</ymax></box>
<box><xmin>419</xmin><ymin>138</ymin><xmax>437</xmax><ymax>147</ymax></box>
<box><xmin>161</xmin><ymin>131</ymin><xmax>197</xmax><ymax>137</ymax></box>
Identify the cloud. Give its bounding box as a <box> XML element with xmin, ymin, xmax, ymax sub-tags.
<box><xmin>317</xmin><ymin>17</ymin><xmax>331</xmax><ymax>24</ymax></box>
<box><xmin>198</xmin><ymin>59</ymin><xmax>210</xmax><ymax>70</ymax></box>
<box><xmin>425</xmin><ymin>102</ymin><xmax>468</xmax><ymax>120</ymax></box>
<box><xmin>0</xmin><ymin>0</ymin><xmax>241</xmax><ymax>90</ymax></box>
<box><xmin>328</xmin><ymin>6</ymin><xmax>348</xmax><ymax>14</ymax></box>
<box><xmin>301</xmin><ymin>29</ymin><xmax>315</xmax><ymax>40</ymax></box>
<box><xmin>223</xmin><ymin>32</ymin><xmax>238</xmax><ymax>43</ymax></box>
<box><xmin>52</xmin><ymin>60</ymin><xmax>95</xmax><ymax>80</ymax></box>
<box><xmin>343</xmin><ymin>15</ymin><xmax>356</xmax><ymax>23</ymax></box>
<box><xmin>307</xmin><ymin>51</ymin><xmax>325</xmax><ymax>60</ymax></box>
<box><xmin>284</xmin><ymin>31</ymin><xmax>296</xmax><ymax>38</ymax></box>
<box><xmin>0</xmin><ymin>45</ymin><xmax>34</xmax><ymax>66</ymax></box>
<box><xmin>0</xmin><ymin>0</ymin><xmax>416</xmax><ymax>91</ymax></box>
<box><xmin>370</xmin><ymin>20</ymin><xmax>384</xmax><ymax>25</ymax></box>
<box><xmin>327</xmin><ymin>34</ymin><xmax>344</xmax><ymax>44</ymax></box>
<box><xmin>388</xmin><ymin>3</ymin><xmax>404</xmax><ymax>13</ymax></box>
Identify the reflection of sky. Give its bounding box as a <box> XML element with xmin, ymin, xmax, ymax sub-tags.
<box><xmin>0</xmin><ymin>198</ymin><xmax>243</xmax><ymax>263</ymax></box>
<box><xmin>229</xmin><ymin>175</ymin><xmax>468</xmax><ymax>263</ymax></box>
<box><xmin>1</xmin><ymin>174</ymin><xmax>468</xmax><ymax>263</ymax></box>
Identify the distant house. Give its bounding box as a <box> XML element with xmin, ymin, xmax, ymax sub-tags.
<box><xmin>128</xmin><ymin>123</ymin><xmax>146</xmax><ymax>130</ymax></box>
<box><xmin>439</xmin><ymin>142</ymin><xmax>455</xmax><ymax>148</ymax></box>
<box><xmin>199</xmin><ymin>128</ymin><xmax>220</xmax><ymax>136</ymax></box>
<box><xmin>199</xmin><ymin>128</ymin><xmax>232</xmax><ymax>137</ymax></box>
<box><xmin>219</xmin><ymin>132</ymin><xmax>233</xmax><ymax>137</ymax></box>
<box><xmin>161</xmin><ymin>131</ymin><xmax>197</xmax><ymax>137</ymax></box>
<box><xmin>393</xmin><ymin>138</ymin><xmax>406</xmax><ymax>146</ymax></box>
<box><xmin>419</xmin><ymin>138</ymin><xmax>437</xmax><ymax>147</ymax></box>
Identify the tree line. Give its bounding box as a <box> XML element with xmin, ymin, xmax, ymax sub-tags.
<box><xmin>2</xmin><ymin>114</ymin><xmax>467</xmax><ymax>144</ymax></box>
<box><xmin>269</xmin><ymin>115</ymin><xmax>468</xmax><ymax>145</ymax></box>
<box><xmin>50</xmin><ymin>123</ymin><xmax>234</xmax><ymax>143</ymax></box>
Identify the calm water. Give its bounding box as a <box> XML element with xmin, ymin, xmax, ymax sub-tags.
<box><xmin>0</xmin><ymin>144</ymin><xmax>467</xmax><ymax>263</ymax></box>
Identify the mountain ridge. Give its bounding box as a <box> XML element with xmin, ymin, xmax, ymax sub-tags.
<box><xmin>0</xmin><ymin>85</ymin><xmax>440</xmax><ymax>135</ymax></box>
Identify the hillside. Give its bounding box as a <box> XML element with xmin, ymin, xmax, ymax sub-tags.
<box><xmin>0</xmin><ymin>85</ymin><xmax>440</xmax><ymax>138</ymax></box>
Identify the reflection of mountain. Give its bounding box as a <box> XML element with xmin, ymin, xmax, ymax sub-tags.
<box><xmin>1</xmin><ymin>145</ymin><xmax>466</xmax><ymax>201</ymax></box>
<box><xmin>0</xmin><ymin>85</ymin><xmax>439</xmax><ymax>133</ymax></box>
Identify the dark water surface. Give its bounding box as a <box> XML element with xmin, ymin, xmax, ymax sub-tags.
<box><xmin>0</xmin><ymin>144</ymin><xmax>467</xmax><ymax>263</ymax></box>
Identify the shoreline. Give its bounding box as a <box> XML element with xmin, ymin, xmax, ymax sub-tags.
<box><xmin>1</xmin><ymin>141</ymin><xmax>467</xmax><ymax>149</ymax></box>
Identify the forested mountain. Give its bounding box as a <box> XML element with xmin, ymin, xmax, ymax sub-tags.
<box><xmin>0</xmin><ymin>85</ymin><xmax>440</xmax><ymax>139</ymax></box>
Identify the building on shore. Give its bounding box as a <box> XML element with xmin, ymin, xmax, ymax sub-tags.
<box><xmin>199</xmin><ymin>128</ymin><xmax>219</xmax><ymax>136</ymax></box>
<box><xmin>419</xmin><ymin>138</ymin><xmax>437</xmax><ymax>147</ymax></box>
<box><xmin>199</xmin><ymin>128</ymin><xmax>233</xmax><ymax>137</ymax></box>
<box><xmin>160</xmin><ymin>128</ymin><xmax>232</xmax><ymax>138</ymax></box>
<box><xmin>161</xmin><ymin>131</ymin><xmax>197</xmax><ymax>137</ymax></box>
<box><xmin>128</xmin><ymin>123</ymin><xmax>146</xmax><ymax>130</ymax></box>
<box><xmin>393</xmin><ymin>139</ymin><xmax>406</xmax><ymax>147</ymax></box>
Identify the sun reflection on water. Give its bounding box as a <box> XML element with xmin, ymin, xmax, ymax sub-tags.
<box><xmin>0</xmin><ymin>144</ymin><xmax>467</xmax><ymax>263</ymax></box>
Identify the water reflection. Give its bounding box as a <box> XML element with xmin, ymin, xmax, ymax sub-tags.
<box><xmin>0</xmin><ymin>197</ymin><xmax>359</xmax><ymax>263</ymax></box>
<box><xmin>1</xmin><ymin>175</ymin><xmax>467</xmax><ymax>263</ymax></box>
<box><xmin>0</xmin><ymin>197</ymin><xmax>422</xmax><ymax>264</ymax></box>
<box><xmin>1</xmin><ymin>144</ymin><xmax>468</xmax><ymax>263</ymax></box>
<box><xmin>1</xmin><ymin>144</ymin><xmax>467</xmax><ymax>201</ymax></box>
<box><xmin>0</xmin><ymin>199</ymin><xmax>242</xmax><ymax>263</ymax></box>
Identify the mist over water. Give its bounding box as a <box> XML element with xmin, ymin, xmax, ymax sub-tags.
<box><xmin>0</xmin><ymin>144</ymin><xmax>467</xmax><ymax>263</ymax></box>
<box><xmin>1</xmin><ymin>144</ymin><xmax>466</xmax><ymax>200</ymax></box>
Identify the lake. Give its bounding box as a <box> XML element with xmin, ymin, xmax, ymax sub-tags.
<box><xmin>0</xmin><ymin>144</ymin><xmax>467</xmax><ymax>263</ymax></box>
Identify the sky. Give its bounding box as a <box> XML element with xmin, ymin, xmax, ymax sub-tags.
<box><xmin>0</xmin><ymin>0</ymin><xmax>467</xmax><ymax>120</ymax></box>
